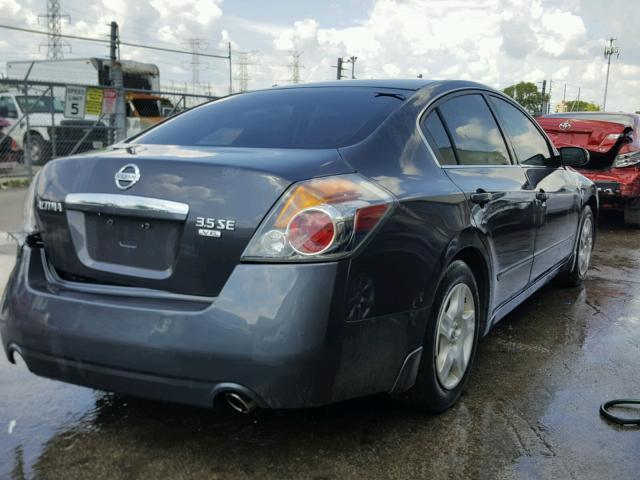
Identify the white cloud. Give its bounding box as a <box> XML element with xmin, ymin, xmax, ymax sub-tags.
<box><xmin>1</xmin><ymin>0</ymin><xmax>639</xmax><ymax>111</ymax></box>
<box><xmin>0</xmin><ymin>0</ymin><xmax>21</xmax><ymax>15</ymax></box>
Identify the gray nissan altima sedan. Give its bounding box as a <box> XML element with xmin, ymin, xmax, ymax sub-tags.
<box><xmin>0</xmin><ymin>80</ymin><xmax>597</xmax><ymax>413</ymax></box>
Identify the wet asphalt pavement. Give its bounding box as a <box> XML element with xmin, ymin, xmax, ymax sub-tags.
<box><xmin>1</xmin><ymin>187</ymin><xmax>639</xmax><ymax>479</ymax></box>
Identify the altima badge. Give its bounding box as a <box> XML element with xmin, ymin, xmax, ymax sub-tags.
<box><xmin>115</xmin><ymin>164</ymin><xmax>141</xmax><ymax>190</ymax></box>
<box><xmin>37</xmin><ymin>199</ymin><xmax>63</xmax><ymax>212</ymax></box>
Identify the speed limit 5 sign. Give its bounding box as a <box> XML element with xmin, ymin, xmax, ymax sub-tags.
<box><xmin>64</xmin><ymin>86</ymin><xmax>86</xmax><ymax>119</ymax></box>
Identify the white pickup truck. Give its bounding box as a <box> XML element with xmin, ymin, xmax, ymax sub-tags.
<box><xmin>0</xmin><ymin>91</ymin><xmax>108</xmax><ymax>165</ymax></box>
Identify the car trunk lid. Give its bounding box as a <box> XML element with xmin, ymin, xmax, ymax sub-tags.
<box><xmin>35</xmin><ymin>144</ymin><xmax>352</xmax><ymax>297</ymax></box>
<box><xmin>538</xmin><ymin>117</ymin><xmax>633</xmax><ymax>170</ymax></box>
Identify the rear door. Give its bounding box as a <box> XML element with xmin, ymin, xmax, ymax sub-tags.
<box><xmin>490</xmin><ymin>96</ymin><xmax>580</xmax><ymax>280</ymax></box>
<box><xmin>422</xmin><ymin>92</ymin><xmax>537</xmax><ymax>307</ymax></box>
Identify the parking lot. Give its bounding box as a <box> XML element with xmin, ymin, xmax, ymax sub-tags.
<box><xmin>0</xmin><ymin>186</ymin><xmax>639</xmax><ymax>480</ymax></box>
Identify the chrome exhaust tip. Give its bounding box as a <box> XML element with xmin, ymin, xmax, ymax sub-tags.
<box><xmin>225</xmin><ymin>391</ymin><xmax>257</xmax><ymax>414</ymax></box>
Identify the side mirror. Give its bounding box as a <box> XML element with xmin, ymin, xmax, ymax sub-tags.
<box><xmin>559</xmin><ymin>146</ymin><xmax>590</xmax><ymax>167</ymax></box>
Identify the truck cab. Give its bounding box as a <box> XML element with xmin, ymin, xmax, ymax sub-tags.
<box><xmin>0</xmin><ymin>91</ymin><xmax>108</xmax><ymax>165</ymax></box>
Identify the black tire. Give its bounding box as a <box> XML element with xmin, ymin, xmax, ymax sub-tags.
<box><xmin>624</xmin><ymin>202</ymin><xmax>640</xmax><ymax>228</ymax></box>
<box><xmin>24</xmin><ymin>132</ymin><xmax>48</xmax><ymax>166</ymax></box>
<box><xmin>558</xmin><ymin>206</ymin><xmax>594</xmax><ymax>287</ymax></box>
<box><xmin>396</xmin><ymin>260</ymin><xmax>481</xmax><ymax>413</ymax></box>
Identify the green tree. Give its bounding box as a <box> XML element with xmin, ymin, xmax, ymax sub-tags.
<box><xmin>563</xmin><ymin>100</ymin><xmax>601</xmax><ymax>112</ymax></box>
<box><xmin>502</xmin><ymin>82</ymin><xmax>549</xmax><ymax>114</ymax></box>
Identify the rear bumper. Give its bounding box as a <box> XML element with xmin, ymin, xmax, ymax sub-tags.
<box><xmin>1</xmin><ymin>245</ymin><xmax>424</xmax><ymax>409</ymax></box>
<box><xmin>580</xmin><ymin>168</ymin><xmax>640</xmax><ymax>207</ymax></box>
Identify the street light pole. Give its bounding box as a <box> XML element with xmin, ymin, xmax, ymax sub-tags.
<box><xmin>349</xmin><ymin>56</ymin><xmax>357</xmax><ymax>79</ymax></box>
<box><xmin>603</xmin><ymin>37</ymin><xmax>620</xmax><ymax>111</ymax></box>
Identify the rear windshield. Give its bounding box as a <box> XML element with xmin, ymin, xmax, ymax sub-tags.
<box><xmin>135</xmin><ymin>87</ymin><xmax>405</xmax><ymax>149</ymax></box>
<box><xmin>544</xmin><ymin>113</ymin><xmax>635</xmax><ymax>128</ymax></box>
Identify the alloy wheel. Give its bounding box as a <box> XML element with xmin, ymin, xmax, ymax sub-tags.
<box><xmin>578</xmin><ymin>216</ymin><xmax>593</xmax><ymax>277</ymax></box>
<box><xmin>435</xmin><ymin>283</ymin><xmax>475</xmax><ymax>390</ymax></box>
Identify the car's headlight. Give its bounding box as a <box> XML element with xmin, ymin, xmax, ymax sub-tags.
<box><xmin>242</xmin><ymin>174</ymin><xmax>396</xmax><ymax>261</ymax></box>
<box><xmin>613</xmin><ymin>151</ymin><xmax>640</xmax><ymax>168</ymax></box>
<box><xmin>22</xmin><ymin>171</ymin><xmax>41</xmax><ymax>235</ymax></box>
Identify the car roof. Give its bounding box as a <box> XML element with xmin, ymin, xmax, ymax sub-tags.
<box><xmin>270</xmin><ymin>79</ymin><xmax>436</xmax><ymax>91</ymax></box>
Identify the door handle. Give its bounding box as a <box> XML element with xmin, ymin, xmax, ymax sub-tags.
<box><xmin>536</xmin><ymin>191</ymin><xmax>549</xmax><ymax>202</ymax></box>
<box><xmin>470</xmin><ymin>191</ymin><xmax>496</xmax><ymax>204</ymax></box>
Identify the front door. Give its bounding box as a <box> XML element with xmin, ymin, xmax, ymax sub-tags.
<box><xmin>488</xmin><ymin>95</ymin><xmax>579</xmax><ymax>280</ymax></box>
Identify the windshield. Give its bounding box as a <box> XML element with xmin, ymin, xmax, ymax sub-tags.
<box><xmin>15</xmin><ymin>95</ymin><xmax>64</xmax><ymax>114</ymax></box>
<box><xmin>545</xmin><ymin>113</ymin><xmax>635</xmax><ymax>128</ymax></box>
<box><xmin>135</xmin><ymin>87</ymin><xmax>405</xmax><ymax>149</ymax></box>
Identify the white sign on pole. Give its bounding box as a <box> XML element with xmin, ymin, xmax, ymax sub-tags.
<box><xmin>64</xmin><ymin>86</ymin><xmax>86</xmax><ymax>119</ymax></box>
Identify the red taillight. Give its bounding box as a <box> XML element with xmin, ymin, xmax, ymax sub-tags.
<box><xmin>355</xmin><ymin>204</ymin><xmax>390</xmax><ymax>232</ymax></box>
<box><xmin>287</xmin><ymin>208</ymin><xmax>336</xmax><ymax>255</ymax></box>
<box><xmin>242</xmin><ymin>174</ymin><xmax>396</xmax><ymax>261</ymax></box>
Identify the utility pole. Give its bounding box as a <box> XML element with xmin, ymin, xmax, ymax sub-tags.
<box><xmin>38</xmin><ymin>0</ymin><xmax>70</xmax><ymax>59</ymax></box>
<box><xmin>570</xmin><ymin>87</ymin><xmax>581</xmax><ymax>112</ymax></box>
<box><xmin>109</xmin><ymin>21</ymin><xmax>126</xmax><ymax>142</ymax></box>
<box><xmin>603</xmin><ymin>37</ymin><xmax>620</xmax><ymax>111</ymax></box>
<box><xmin>335</xmin><ymin>57</ymin><xmax>351</xmax><ymax>80</ymax></box>
<box><xmin>348</xmin><ymin>56</ymin><xmax>358</xmax><ymax>79</ymax></box>
<box><xmin>289</xmin><ymin>51</ymin><xmax>303</xmax><ymax>84</ymax></box>
<box><xmin>540</xmin><ymin>79</ymin><xmax>547</xmax><ymax>116</ymax></box>
<box><xmin>228</xmin><ymin>42</ymin><xmax>232</xmax><ymax>95</ymax></box>
<box><xmin>547</xmin><ymin>80</ymin><xmax>553</xmax><ymax>114</ymax></box>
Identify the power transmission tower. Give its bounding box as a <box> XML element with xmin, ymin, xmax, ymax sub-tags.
<box><xmin>235</xmin><ymin>52</ymin><xmax>255</xmax><ymax>92</ymax></box>
<box><xmin>38</xmin><ymin>0</ymin><xmax>70</xmax><ymax>59</ymax></box>
<box><xmin>289</xmin><ymin>51</ymin><xmax>303</xmax><ymax>84</ymax></box>
<box><xmin>603</xmin><ymin>37</ymin><xmax>620</xmax><ymax>111</ymax></box>
<box><xmin>184</xmin><ymin>38</ymin><xmax>209</xmax><ymax>93</ymax></box>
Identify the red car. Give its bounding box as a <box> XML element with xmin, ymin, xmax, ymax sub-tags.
<box><xmin>0</xmin><ymin>118</ymin><xmax>21</xmax><ymax>164</ymax></box>
<box><xmin>538</xmin><ymin>112</ymin><xmax>640</xmax><ymax>227</ymax></box>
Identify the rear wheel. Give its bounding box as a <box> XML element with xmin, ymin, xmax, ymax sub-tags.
<box><xmin>624</xmin><ymin>201</ymin><xmax>640</xmax><ymax>228</ymax></box>
<box><xmin>558</xmin><ymin>206</ymin><xmax>594</xmax><ymax>286</ymax></box>
<box><xmin>24</xmin><ymin>133</ymin><xmax>47</xmax><ymax>166</ymax></box>
<box><xmin>396</xmin><ymin>260</ymin><xmax>480</xmax><ymax>412</ymax></box>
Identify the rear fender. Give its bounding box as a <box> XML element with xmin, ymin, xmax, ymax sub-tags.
<box><xmin>438</xmin><ymin>227</ymin><xmax>494</xmax><ymax>337</ymax></box>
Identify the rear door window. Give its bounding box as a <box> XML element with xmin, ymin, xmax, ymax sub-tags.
<box><xmin>421</xmin><ymin>111</ymin><xmax>457</xmax><ymax>165</ymax></box>
<box><xmin>490</xmin><ymin>96</ymin><xmax>553</xmax><ymax>166</ymax></box>
<box><xmin>438</xmin><ymin>94</ymin><xmax>511</xmax><ymax>166</ymax></box>
<box><xmin>136</xmin><ymin>87</ymin><xmax>405</xmax><ymax>149</ymax></box>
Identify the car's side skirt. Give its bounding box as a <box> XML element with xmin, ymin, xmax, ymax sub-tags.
<box><xmin>490</xmin><ymin>259</ymin><xmax>569</xmax><ymax>326</ymax></box>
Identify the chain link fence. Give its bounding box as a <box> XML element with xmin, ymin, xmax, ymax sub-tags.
<box><xmin>0</xmin><ymin>78</ymin><xmax>217</xmax><ymax>179</ymax></box>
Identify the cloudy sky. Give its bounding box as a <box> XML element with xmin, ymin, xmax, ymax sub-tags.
<box><xmin>0</xmin><ymin>0</ymin><xmax>638</xmax><ymax>111</ymax></box>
